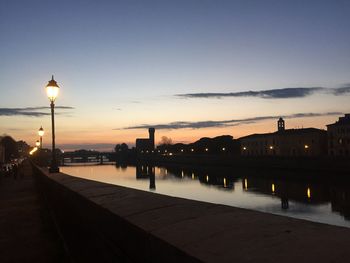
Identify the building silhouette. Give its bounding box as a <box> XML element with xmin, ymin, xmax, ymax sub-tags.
<box><xmin>327</xmin><ymin>114</ymin><xmax>350</xmax><ymax>157</ymax></box>
<box><xmin>277</xmin><ymin>117</ymin><xmax>285</xmax><ymax>132</ymax></box>
<box><xmin>239</xmin><ymin>118</ymin><xmax>327</xmax><ymax>157</ymax></box>
<box><xmin>136</xmin><ymin>128</ymin><xmax>155</xmax><ymax>154</ymax></box>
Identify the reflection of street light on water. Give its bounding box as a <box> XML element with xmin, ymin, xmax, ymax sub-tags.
<box><xmin>45</xmin><ymin>75</ymin><xmax>60</xmax><ymax>173</ymax></box>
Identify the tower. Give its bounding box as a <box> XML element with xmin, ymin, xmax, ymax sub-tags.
<box><xmin>149</xmin><ymin>128</ymin><xmax>155</xmax><ymax>150</ymax></box>
<box><xmin>277</xmin><ymin>118</ymin><xmax>285</xmax><ymax>132</ymax></box>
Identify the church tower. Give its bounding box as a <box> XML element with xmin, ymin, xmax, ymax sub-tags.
<box><xmin>277</xmin><ymin>118</ymin><xmax>285</xmax><ymax>132</ymax></box>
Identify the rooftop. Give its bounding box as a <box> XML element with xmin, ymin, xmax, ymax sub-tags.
<box><xmin>239</xmin><ymin>128</ymin><xmax>326</xmax><ymax>140</ymax></box>
<box><xmin>327</xmin><ymin>114</ymin><xmax>350</xmax><ymax>127</ymax></box>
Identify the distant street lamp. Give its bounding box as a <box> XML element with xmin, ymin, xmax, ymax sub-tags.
<box><xmin>46</xmin><ymin>75</ymin><xmax>60</xmax><ymax>173</ymax></box>
<box><xmin>35</xmin><ymin>140</ymin><xmax>40</xmax><ymax>147</ymax></box>
<box><xmin>38</xmin><ymin>126</ymin><xmax>44</xmax><ymax>149</ymax></box>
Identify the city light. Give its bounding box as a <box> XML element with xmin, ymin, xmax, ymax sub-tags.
<box><xmin>38</xmin><ymin>126</ymin><xmax>44</xmax><ymax>149</ymax></box>
<box><xmin>46</xmin><ymin>75</ymin><xmax>59</xmax><ymax>102</ymax></box>
<box><xmin>307</xmin><ymin>187</ymin><xmax>311</xmax><ymax>199</ymax></box>
<box><xmin>29</xmin><ymin>147</ymin><xmax>38</xmax><ymax>155</ymax></box>
<box><xmin>244</xmin><ymin>178</ymin><xmax>248</xmax><ymax>190</ymax></box>
<box><xmin>45</xmin><ymin>75</ymin><xmax>60</xmax><ymax>173</ymax></box>
<box><xmin>38</xmin><ymin>126</ymin><xmax>44</xmax><ymax>137</ymax></box>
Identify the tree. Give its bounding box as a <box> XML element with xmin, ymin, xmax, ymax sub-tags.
<box><xmin>159</xmin><ymin>136</ymin><xmax>173</xmax><ymax>146</ymax></box>
<box><xmin>1</xmin><ymin>136</ymin><xmax>19</xmax><ymax>162</ymax></box>
<box><xmin>115</xmin><ymin>143</ymin><xmax>129</xmax><ymax>152</ymax></box>
<box><xmin>120</xmin><ymin>143</ymin><xmax>129</xmax><ymax>152</ymax></box>
<box><xmin>114</xmin><ymin>144</ymin><xmax>121</xmax><ymax>152</ymax></box>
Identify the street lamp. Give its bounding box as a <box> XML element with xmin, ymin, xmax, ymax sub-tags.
<box><xmin>35</xmin><ymin>140</ymin><xmax>40</xmax><ymax>147</ymax></box>
<box><xmin>46</xmin><ymin>75</ymin><xmax>60</xmax><ymax>173</ymax></box>
<box><xmin>38</xmin><ymin>126</ymin><xmax>44</xmax><ymax>149</ymax></box>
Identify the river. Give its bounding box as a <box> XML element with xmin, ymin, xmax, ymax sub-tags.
<box><xmin>61</xmin><ymin>163</ymin><xmax>350</xmax><ymax>228</ymax></box>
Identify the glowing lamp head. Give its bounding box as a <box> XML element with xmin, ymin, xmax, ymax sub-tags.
<box><xmin>304</xmin><ymin>144</ymin><xmax>309</xmax><ymax>149</ymax></box>
<box><xmin>38</xmin><ymin>126</ymin><xmax>44</xmax><ymax>137</ymax></box>
<box><xmin>46</xmin><ymin>75</ymin><xmax>59</xmax><ymax>102</ymax></box>
<box><xmin>35</xmin><ymin>140</ymin><xmax>40</xmax><ymax>147</ymax></box>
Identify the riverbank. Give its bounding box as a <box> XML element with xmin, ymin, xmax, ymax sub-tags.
<box><xmin>33</xmin><ymin>164</ymin><xmax>350</xmax><ymax>263</ymax></box>
<box><xmin>0</xmin><ymin>161</ymin><xmax>68</xmax><ymax>262</ymax></box>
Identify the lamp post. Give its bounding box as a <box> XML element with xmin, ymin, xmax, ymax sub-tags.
<box><xmin>46</xmin><ymin>75</ymin><xmax>60</xmax><ymax>173</ymax></box>
<box><xmin>38</xmin><ymin>126</ymin><xmax>44</xmax><ymax>149</ymax></box>
<box><xmin>35</xmin><ymin>140</ymin><xmax>40</xmax><ymax>148</ymax></box>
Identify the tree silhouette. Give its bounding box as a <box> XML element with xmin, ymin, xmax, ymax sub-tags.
<box><xmin>115</xmin><ymin>143</ymin><xmax>129</xmax><ymax>152</ymax></box>
<box><xmin>1</xmin><ymin>136</ymin><xmax>19</xmax><ymax>162</ymax></box>
<box><xmin>159</xmin><ymin>136</ymin><xmax>173</xmax><ymax>146</ymax></box>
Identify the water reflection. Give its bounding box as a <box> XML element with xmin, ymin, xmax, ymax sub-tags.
<box><xmin>330</xmin><ymin>185</ymin><xmax>350</xmax><ymax>220</ymax></box>
<box><xmin>61</xmin><ymin>163</ymin><xmax>350</xmax><ymax>228</ymax></box>
<box><xmin>136</xmin><ymin>164</ymin><xmax>156</xmax><ymax>190</ymax></box>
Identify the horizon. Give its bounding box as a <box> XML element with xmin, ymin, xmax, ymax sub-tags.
<box><xmin>1</xmin><ymin>1</ymin><xmax>350</xmax><ymax>151</ymax></box>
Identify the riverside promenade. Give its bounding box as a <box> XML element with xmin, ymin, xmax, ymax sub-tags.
<box><xmin>32</xmin><ymin>164</ymin><xmax>350</xmax><ymax>263</ymax></box>
<box><xmin>0</xmin><ymin>161</ymin><xmax>67</xmax><ymax>263</ymax></box>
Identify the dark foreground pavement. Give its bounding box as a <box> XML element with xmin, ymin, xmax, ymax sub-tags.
<box><xmin>0</xmin><ymin>161</ymin><xmax>68</xmax><ymax>263</ymax></box>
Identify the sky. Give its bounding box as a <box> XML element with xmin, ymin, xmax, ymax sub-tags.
<box><xmin>0</xmin><ymin>0</ymin><xmax>349</xmax><ymax>151</ymax></box>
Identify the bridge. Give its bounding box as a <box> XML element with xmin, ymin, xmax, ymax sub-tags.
<box><xmin>61</xmin><ymin>151</ymin><xmax>116</xmax><ymax>165</ymax></box>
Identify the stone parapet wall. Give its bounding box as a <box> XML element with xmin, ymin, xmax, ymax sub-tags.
<box><xmin>32</xmin><ymin>164</ymin><xmax>350</xmax><ymax>263</ymax></box>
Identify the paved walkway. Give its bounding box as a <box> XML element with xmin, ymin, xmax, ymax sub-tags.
<box><xmin>0</xmin><ymin>161</ymin><xmax>68</xmax><ymax>263</ymax></box>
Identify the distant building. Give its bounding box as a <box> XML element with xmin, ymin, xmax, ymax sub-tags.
<box><xmin>136</xmin><ymin>128</ymin><xmax>155</xmax><ymax>153</ymax></box>
<box><xmin>0</xmin><ymin>137</ymin><xmax>4</xmax><ymax>164</ymax></box>
<box><xmin>239</xmin><ymin>118</ymin><xmax>327</xmax><ymax>157</ymax></box>
<box><xmin>327</xmin><ymin>114</ymin><xmax>350</xmax><ymax>157</ymax></box>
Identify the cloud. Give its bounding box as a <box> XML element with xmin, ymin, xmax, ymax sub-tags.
<box><xmin>177</xmin><ymin>86</ymin><xmax>350</xmax><ymax>99</ymax></box>
<box><xmin>332</xmin><ymin>86</ymin><xmax>350</xmax><ymax>95</ymax></box>
<box><xmin>0</xmin><ymin>106</ymin><xmax>74</xmax><ymax>117</ymax></box>
<box><xmin>120</xmin><ymin>112</ymin><xmax>342</xmax><ymax>130</ymax></box>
